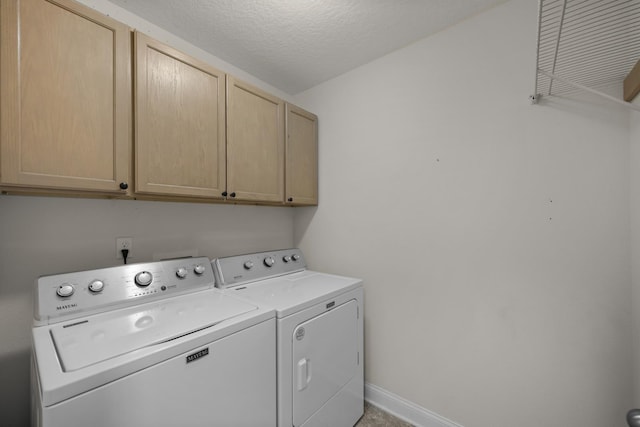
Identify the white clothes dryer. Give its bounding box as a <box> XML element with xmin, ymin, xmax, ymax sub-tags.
<box><xmin>31</xmin><ymin>256</ymin><xmax>276</xmax><ymax>427</ymax></box>
<box><xmin>213</xmin><ymin>249</ymin><xmax>364</xmax><ymax>427</ymax></box>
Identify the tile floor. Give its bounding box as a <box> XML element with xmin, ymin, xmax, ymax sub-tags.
<box><xmin>355</xmin><ymin>402</ymin><xmax>414</xmax><ymax>427</ymax></box>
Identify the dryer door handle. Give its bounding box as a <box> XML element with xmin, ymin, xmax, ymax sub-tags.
<box><xmin>297</xmin><ymin>358</ymin><xmax>312</xmax><ymax>391</ymax></box>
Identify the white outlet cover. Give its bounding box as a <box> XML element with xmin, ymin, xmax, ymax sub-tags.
<box><xmin>116</xmin><ymin>237</ymin><xmax>133</xmax><ymax>259</ymax></box>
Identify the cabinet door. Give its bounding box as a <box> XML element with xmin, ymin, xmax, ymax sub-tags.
<box><xmin>0</xmin><ymin>0</ymin><xmax>131</xmax><ymax>193</ymax></box>
<box><xmin>135</xmin><ymin>32</ymin><xmax>226</xmax><ymax>199</ymax></box>
<box><xmin>226</xmin><ymin>76</ymin><xmax>284</xmax><ymax>203</ymax></box>
<box><xmin>285</xmin><ymin>104</ymin><xmax>318</xmax><ymax>206</ymax></box>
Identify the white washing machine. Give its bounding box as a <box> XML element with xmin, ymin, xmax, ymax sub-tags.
<box><xmin>213</xmin><ymin>248</ymin><xmax>364</xmax><ymax>427</ymax></box>
<box><xmin>31</xmin><ymin>256</ymin><xmax>276</xmax><ymax>427</ymax></box>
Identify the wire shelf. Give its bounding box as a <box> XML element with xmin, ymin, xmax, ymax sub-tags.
<box><xmin>532</xmin><ymin>0</ymin><xmax>640</xmax><ymax>111</ymax></box>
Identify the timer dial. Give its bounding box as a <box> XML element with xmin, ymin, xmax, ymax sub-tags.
<box><xmin>135</xmin><ymin>271</ymin><xmax>153</xmax><ymax>287</ymax></box>
<box><xmin>194</xmin><ymin>264</ymin><xmax>206</xmax><ymax>275</ymax></box>
<box><xmin>57</xmin><ymin>283</ymin><xmax>75</xmax><ymax>298</ymax></box>
<box><xmin>264</xmin><ymin>256</ymin><xmax>275</xmax><ymax>267</ymax></box>
<box><xmin>176</xmin><ymin>267</ymin><xmax>188</xmax><ymax>279</ymax></box>
<box><xmin>88</xmin><ymin>280</ymin><xmax>104</xmax><ymax>293</ymax></box>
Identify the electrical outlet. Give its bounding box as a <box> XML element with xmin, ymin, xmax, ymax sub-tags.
<box><xmin>116</xmin><ymin>237</ymin><xmax>133</xmax><ymax>259</ymax></box>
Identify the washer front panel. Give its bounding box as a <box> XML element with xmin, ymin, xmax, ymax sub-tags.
<box><xmin>39</xmin><ymin>318</ymin><xmax>276</xmax><ymax>427</ymax></box>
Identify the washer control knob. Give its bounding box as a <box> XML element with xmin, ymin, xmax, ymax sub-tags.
<box><xmin>57</xmin><ymin>283</ymin><xmax>75</xmax><ymax>298</ymax></box>
<box><xmin>282</xmin><ymin>255</ymin><xmax>292</xmax><ymax>263</ymax></box>
<box><xmin>264</xmin><ymin>256</ymin><xmax>275</xmax><ymax>267</ymax></box>
<box><xmin>292</xmin><ymin>254</ymin><xmax>301</xmax><ymax>261</ymax></box>
<box><xmin>194</xmin><ymin>264</ymin><xmax>206</xmax><ymax>275</ymax></box>
<box><xmin>244</xmin><ymin>261</ymin><xmax>254</xmax><ymax>270</ymax></box>
<box><xmin>88</xmin><ymin>280</ymin><xmax>105</xmax><ymax>293</ymax></box>
<box><xmin>135</xmin><ymin>271</ymin><xmax>153</xmax><ymax>287</ymax></box>
<box><xmin>176</xmin><ymin>267</ymin><xmax>188</xmax><ymax>279</ymax></box>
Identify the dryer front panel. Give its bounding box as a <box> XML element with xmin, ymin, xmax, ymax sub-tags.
<box><xmin>292</xmin><ymin>299</ymin><xmax>359</xmax><ymax>427</ymax></box>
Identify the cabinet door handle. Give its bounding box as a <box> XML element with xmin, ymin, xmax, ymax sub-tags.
<box><xmin>287</xmin><ymin>197</ymin><xmax>293</xmax><ymax>202</ymax></box>
<box><xmin>119</xmin><ymin>182</ymin><xmax>128</xmax><ymax>190</ymax></box>
<box><xmin>230</xmin><ymin>192</ymin><xmax>236</xmax><ymax>198</ymax></box>
<box><xmin>222</xmin><ymin>191</ymin><xmax>228</xmax><ymax>197</ymax></box>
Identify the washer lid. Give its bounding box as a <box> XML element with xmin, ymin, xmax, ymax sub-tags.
<box><xmin>50</xmin><ymin>289</ymin><xmax>258</xmax><ymax>372</ymax></box>
<box><xmin>230</xmin><ymin>270</ymin><xmax>362</xmax><ymax>318</ymax></box>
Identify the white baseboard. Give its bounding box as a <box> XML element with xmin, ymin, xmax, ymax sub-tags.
<box><xmin>364</xmin><ymin>382</ymin><xmax>464</xmax><ymax>427</ymax></box>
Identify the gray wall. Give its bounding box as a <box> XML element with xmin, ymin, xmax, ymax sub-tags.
<box><xmin>631</xmin><ymin>101</ymin><xmax>640</xmax><ymax>404</ymax></box>
<box><xmin>293</xmin><ymin>0</ymin><xmax>633</xmax><ymax>426</ymax></box>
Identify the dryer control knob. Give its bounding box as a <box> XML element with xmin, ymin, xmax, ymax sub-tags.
<box><xmin>57</xmin><ymin>283</ymin><xmax>75</xmax><ymax>298</ymax></box>
<box><xmin>194</xmin><ymin>264</ymin><xmax>206</xmax><ymax>275</ymax></box>
<box><xmin>292</xmin><ymin>254</ymin><xmax>301</xmax><ymax>261</ymax></box>
<box><xmin>244</xmin><ymin>261</ymin><xmax>254</xmax><ymax>270</ymax></box>
<box><xmin>282</xmin><ymin>255</ymin><xmax>292</xmax><ymax>263</ymax></box>
<box><xmin>88</xmin><ymin>280</ymin><xmax>104</xmax><ymax>293</ymax></box>
<box><xmin>264</xmin><ymin>256</ymin><xmax>275</xmax><ymax>267</ymax></box>
<box><xmin>176</xmin><ymin>268</ymin><xmax>188</xmax><ymax>279</ymax></box>
<box><xmin>135</xmin><ymin>271</ymin><xmax>153</xmax><ymax>287</ymax></box>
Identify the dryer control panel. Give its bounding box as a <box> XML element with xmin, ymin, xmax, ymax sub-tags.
<box><xmin>35</xmin><ymin>257</ymin><xmax>214</xmax><ymax>325</ymax></box>
<box><xmin>213</xmin><ymin>248</ymin><xmax>306</xmax><ymax>288</ymax></box>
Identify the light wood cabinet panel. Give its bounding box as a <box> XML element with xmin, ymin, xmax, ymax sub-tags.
<box><xmin>285</xmin><ymin>104</ymin><xmax>318</xmax><ymax>206</ymax></box>
<box><xmin>0</xmin><ymin>0</ymin><xmax>131</xmax><ymax>193</ymax></box>
<box><xmin>134</xmin><ymin>32</ymin><xmax>226</xmax><ymax>199</ymax></box>
<box><xmin>226</xmin><ymin>76</ymin><xmax>285</xmax><ymax>203</ymax></box>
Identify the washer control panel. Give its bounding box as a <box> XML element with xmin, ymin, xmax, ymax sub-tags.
<box><xmin>213</xmin><ymin>248</ymin><xmax>306</xmax><ymax>288</ymax></box>
<box><xmin>35</xmin><ymin>257</ymin><xmax>213</xmax><ymax>325</ymax></box>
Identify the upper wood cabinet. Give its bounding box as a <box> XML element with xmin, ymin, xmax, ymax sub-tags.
<box><xmin>0</xmin><ymin>0</ymin><xmax>318</xmax><ymax>206</ymax></box>
<box><xmin>134</xmin><ymin>32</ymin><xmax>226</xmax><ymax>199</ymax></box>
<box><xmin>0</xmin><ymin>0</ymin><xmax>132</xmax><ymax>194</ymax></box>
<box><xmin>285</xmin><ymin>104</ymin><xmax>318</xmax><ymax>206</ymax></box>
<box><xmin>226</xmin><ymin>76</ymin><xmax>285</xmax><ymax>203</ymax></box>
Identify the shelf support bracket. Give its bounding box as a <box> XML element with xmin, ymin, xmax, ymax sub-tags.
<box><xmin>624</xmin><ymin>59</ymin><xmax>640</xmax><ymax>102</ymax></box>
<box><xmin>538</xmin><ymin>68</ymin><xmax>640</xmax><ymax>112</ymax></box>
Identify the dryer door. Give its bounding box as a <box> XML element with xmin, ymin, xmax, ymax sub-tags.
<box><xmin>292</xmin><ymin>299</ymin><xmax>359</xmax><ymax>426</ymax></box>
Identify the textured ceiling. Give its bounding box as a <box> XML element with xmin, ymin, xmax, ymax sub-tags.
<box><xmin>109</xmin><ymin>0</ymin><xmax>508</xmax><ymax>94</ymax></box>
